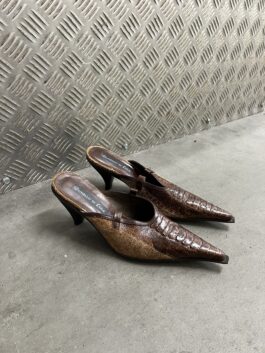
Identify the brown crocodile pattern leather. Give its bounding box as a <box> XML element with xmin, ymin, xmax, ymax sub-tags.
<box><xmin>52</xmin><ymin>172</ymin><xmax>229</xmax><ymax>264</ymax></box>
<box><xmin>87</xmin><ymin>146</ymin><xmax>235</xmax><ymax>223</ymax></box>
<box><xmin>149</xmin><ymin>213</ymin><xmax>227</xmax><ymax>262</ymax></box>
<box><xmin>127</xmin><ymin>171</ymin><xmax>234</xmax><ymax>222</ymax></box>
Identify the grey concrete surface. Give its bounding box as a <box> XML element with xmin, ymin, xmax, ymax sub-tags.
<box><xmin>1</xmin><ymin>114</ymin><xmax>265</xmax><ymax>353</ymax></box>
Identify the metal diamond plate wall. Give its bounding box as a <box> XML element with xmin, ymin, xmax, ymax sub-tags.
<box><xmin>0</xmin><ymin>0</ymin><xmax>265</xmax><ymax>193</ymax></box>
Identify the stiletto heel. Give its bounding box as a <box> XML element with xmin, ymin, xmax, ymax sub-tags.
<box><xmin>53</xmin><ymin>192</ymin><xmax>84</xmax><ymax>225</ymax></box>
<box><xmin>62</xmin><ymin>201</ymin><xmax>84</xmax><ymax>225</ymax></box>
<box><xmin>94</xmin><ymin>165</ymin><xmax>114</xmax><ymax>190</ymax></box>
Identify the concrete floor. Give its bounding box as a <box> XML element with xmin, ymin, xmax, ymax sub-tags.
<box><xmin>1</xmin><ymin>113</ymin><xmax>265</xmax><ymax>353</ymax></box>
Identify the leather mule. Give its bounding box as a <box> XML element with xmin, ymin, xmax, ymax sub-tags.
<box><xmin>86</xmin><ymin>146</ymin><xmax>235</xmax><ymax>223</ymax></box>
<box><xmin>52</xmin><ymin>172</ymin><xmax>229</xmax><ymax>264</ymax></box>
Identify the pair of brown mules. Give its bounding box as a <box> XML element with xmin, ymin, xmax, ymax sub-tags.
<box><xmin>52</xmin><ymin>146</ymin><xmax>234</xmax><ymax>264</ymax></box>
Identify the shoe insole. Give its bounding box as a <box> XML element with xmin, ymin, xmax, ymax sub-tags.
<box><xmin>87</xmin><ymin>146</ymin><xmax>138</xmax><ymax>179</ymax></box>
<box><xmin>53</xmin><ymin>172</ymin><xmax>113</xmax><ymax>217</ymax></box>
<box><xmin>88</xmin><ymin>146</ymin><xmax>164</xmax><ymax>187</ymax></box>
<box><xmin>53</xmin><ymin>172</ymin><xmax>155</xmax><ymax>221</ymax></box>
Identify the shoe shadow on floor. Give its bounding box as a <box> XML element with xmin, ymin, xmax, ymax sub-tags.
<box><xmin>36</xmin><ymin>207</ymin><xmax>115</xmax><ymax>257</ymax></box>
<box><xmin>36</xmin><ymin>207</ymin><xmax>224</xmax><ymax>273</ymax></box>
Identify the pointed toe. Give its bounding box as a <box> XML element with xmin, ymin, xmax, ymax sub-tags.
<box><xmin>227</xmin><ymin>215</ymin><xmax>235</xmax><ymax>223</ymax></box>
<box><xmin>189</xmin><ymin>202</ymin><xmax>235</xmax><ymax>223</ymax></box>
<box><xmin>210</xmin><ymin>207</ymin><xmax>235</xmax><ymax>223</ymax></box>
<box><xmin>151</xmin><ymin>218</ymin><xmax>230</xmax><ymax>265</ymax></box>
<box><xmin>208</xmin><ymin>250</ymin><xmax>229</xmax><ymax>264</ymax></box>
<box><xmin>221</xmin><ymin>254</ymin><xmax>229</xmax><ymax>264</ymax></box>
<box><xmin>194</xmin><ymin>236</ymin><xmax>229</xmax><ymax>264</ymax></box>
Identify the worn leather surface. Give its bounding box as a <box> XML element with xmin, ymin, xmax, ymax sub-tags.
<box><xmin>87</xmin><ymin>146</ymin><xmax>235</xmax><ymax>223</ymax></box>
<box><xmin>52</xmin><ymin>171</ymin><xmax>228</xmax><ymax>264</ymax></box>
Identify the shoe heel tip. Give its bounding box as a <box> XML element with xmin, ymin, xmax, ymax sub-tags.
<box><xmin>74</xmin><ymin>219</ymin><xmax>84</xmax><ymax>226</ymax></box>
